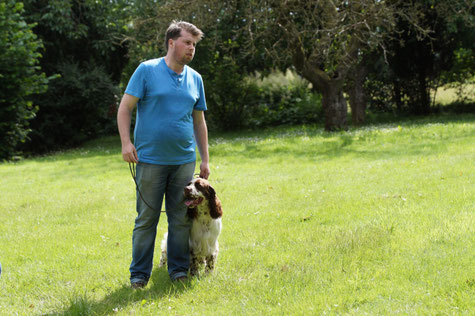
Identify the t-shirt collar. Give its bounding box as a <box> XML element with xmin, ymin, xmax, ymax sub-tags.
<box><xmin>161</xmin><ymin>57</ymin><xmax>186</xmax><ymax>78</ymax></box>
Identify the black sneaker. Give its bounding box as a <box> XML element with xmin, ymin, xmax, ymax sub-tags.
<box><xmin>131</xmin><ymin>280</ymin><xmax>147</xmax><ymax>289</ymax></box>
<box><xmin>174</xmin><ymin>276</ymin><xmax>187</xmax><ymax>282</ymax></box>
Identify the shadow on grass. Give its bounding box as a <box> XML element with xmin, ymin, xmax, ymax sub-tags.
<box><xmin>210</xmin><ymin>113</ymin><xmax>475</xmax><ymax>162</ymax></box>
<box><xmin>22</xmin><ymin>113</ymin><xmax>475</xmax><ymax>165</ymax></box>
<box><xmin>210</xmin><ymin>131</ymin><xmax>425</xmax><ymax>162</ymax></box>
<box><xmin>45</xmin><ymin>266</ymin><xmax>193</xmax><ymax>315</ymax></box>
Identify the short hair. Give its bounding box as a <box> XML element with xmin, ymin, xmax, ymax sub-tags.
<box><xmin>165</xmin><ymin>20</ymin><xmax>204</xmax><ymax>51</ymax></box>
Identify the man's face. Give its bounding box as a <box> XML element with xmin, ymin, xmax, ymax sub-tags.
<box><xmin>169</xmin><ymin>30</ymin><xmax>198</xmax><ymax>65</ymax></box>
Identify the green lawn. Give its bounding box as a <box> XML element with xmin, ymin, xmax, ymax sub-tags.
<box><xmin>435</xmin><ymin>84</ymin><xmax>474</xmax><ymax>105</ymax></box>
<box><xmin>0</xmin><ymin>114</ymin><xmax>474</xmax><ymax>315</ymax></box>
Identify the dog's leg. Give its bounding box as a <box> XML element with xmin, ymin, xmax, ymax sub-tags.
<box><xmin>205</xmin><ymin>253</ymin><xmax>217</xmax><ymax>274</ymax></box>
<box><xmin>158</xmin><ymin>233</ymin><xmax>168</xmax><ymax>268</ymax></box>
<box><xmin>190</xmin><ymin>254</ymin><xmax>204</xmax><ymax>276</ymax></box>
<box><xmin>158</xmin><ymin>250</ymin><xmax>167</xmax><ymax>268</ymax></box>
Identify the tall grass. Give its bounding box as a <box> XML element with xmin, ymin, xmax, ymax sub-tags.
<box><xmin>0</xmin><ymin>114</ymin><xmax>474</xmax><ymax>315</ymax></box>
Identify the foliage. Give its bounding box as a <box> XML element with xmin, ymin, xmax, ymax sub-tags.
<box><xmin>202</xmin><ymin>66</ymin><xmax>323</xmax><ymax>131</ymax></box>
<box><xmin>0</xmin><ymin>1</ymin><xmax>48</xmax><ymax>160</ymax></box>
<box><xmin>18</xmin><ymin>0</ymin><xmax>130</xmax><ymax>155</ymax></box>
<box><xmin>244</xmin><ymin>70</ymin><xmax>323</xmax><ymax>128</ymax></box>
<box><xmin>240</xmin><ymin>0</ymin><xmax>402</xmax><ymax>130</ymax></box>
<box><xmin>244</xmin><ymin>0</ymin><xmax>396</xmax><ymax>77</ymax></box>
<box><xmin>199</xmin><ymin>54</ymin><xmax>252</xmax><ymax>130</ymax></box>
<box><xmin>366</xmin><ymin>0</ymin><xmax>475</xmax><ymax>114</ymax></box>
<box><xmin>21</xmin><ymin>62</ymin><xmax>119</xmax><ymax>153</ymax></box>
<box><xmin>23</xmin><ymin>0</ymin><xmax>130</xmax><ymax>81</ymax></box>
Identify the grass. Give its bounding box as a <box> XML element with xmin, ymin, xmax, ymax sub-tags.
<box><xmin>0</xmin><ymin>114</ymin><xmax>474</xmax><ymax>315</ymax></box>
<box><xmin>434</xmin><ymin>83</ymin><xmax>474</xmax><ymax>105</ymax></box>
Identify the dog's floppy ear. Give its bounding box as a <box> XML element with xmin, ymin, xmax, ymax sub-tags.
<box><xmin>208</xmin><ymin>184</ymin><xmax>223</xmax><ymax>219</ymax></box>
<box><xmin>207</xmin><ymin>184</ymin><xmax>216</xmax><ymax>199</ymax></box>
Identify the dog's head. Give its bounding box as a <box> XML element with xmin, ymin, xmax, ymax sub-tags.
<box><xmin>184</xmin><ymin>178</ymin><xmax>222</xmax><ymax>219</ymax></box>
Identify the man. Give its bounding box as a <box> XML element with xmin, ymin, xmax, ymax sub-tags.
<box><xmin>117</xmin><ymin>21</ymin><xmax>209</xmax><ymax>288</ymax></box>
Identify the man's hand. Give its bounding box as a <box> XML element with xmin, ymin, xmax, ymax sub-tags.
<box><xmin>122</xmin><ymin>141</ymin><xmax>138</xmax><ymax>163</ymax></box>
<box><xmin>193</xmin><ymin>110</ymin><xmax>210</xmax><ymax>179</ymax></box>
<box><xmin>199</xmin><ymin>161</ymin><xmax>210</xmax><ymax>179</ymax></box>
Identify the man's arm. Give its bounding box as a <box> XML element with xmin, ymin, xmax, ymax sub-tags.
<box><xmin>117</xmin><ymin>93</ymin><xmax>139</xmax><ymax>163</ymax></box>
<box><xmin>192</xmin><ymin>110</ymin><xmax>210</xmax><ymax>179</ymax></box>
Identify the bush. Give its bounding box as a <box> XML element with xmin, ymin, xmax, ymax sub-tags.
<box><xmin>22</xmin><ymin>62</ymin><xmax>119</xmax><ymax>154</ymax></box>
<box><xmin>0</xmin><ymin>1</ymin><xmax>48</xmax><ymax>160</ymax></box>
<box><xmin>202</xmin><ymin>68</ymin><xmax>323</xmax><ymax>131</ymax></box>
<box><xmin>250</xmin><ymin>70</ymin><xmax>323</xmax><ymax>127</ymax></box>
<box><xmin>244</xmin><ymin>70</ymin><xmax>323</xmax><ymax>129</ymax></box>
<box><xmin>200</xmin><ymin>55</ymin><xmax>252</xmax><ymax>131</ymax></box>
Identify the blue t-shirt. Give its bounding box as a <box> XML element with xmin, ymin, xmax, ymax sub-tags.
<box><xmin>125</xmin><ymin>58</ymin><xmax>207</xmax><ymax>165</ymax></box>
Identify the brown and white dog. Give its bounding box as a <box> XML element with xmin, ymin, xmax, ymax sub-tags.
<box><xmin>159</xmin><ymin>178</ymin><xmax>223</xmax><ymax>276</ymax></box>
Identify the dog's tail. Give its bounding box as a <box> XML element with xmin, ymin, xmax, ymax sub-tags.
<box><xmin>158</xmin><ymin>232</ymin><xmax>168</xmax><ymax>268</ymax></box>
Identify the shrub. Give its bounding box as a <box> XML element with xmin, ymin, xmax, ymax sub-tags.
<box><xmin>22</xmin><ymin>62</ymin><xmax>119</xmax><ymax>154</ymax></box>
<box><xmin>200</xmin><ymin>55</ymin><xmax>253</xmax><ymax>131</ymax></box>
<box><xmin>202</xmin><ymin>68</ymin><xmax>323</xmax><ymax>131</ymax></box>
<box><xmin>0</xmin><ymin>1</ymin><xmax>48</xmax><ymax>160</ymax></box>
<box><xmin>245</xmin><ymin>70</ymin><xmax>323</xmax><ymax>128</ymax></box>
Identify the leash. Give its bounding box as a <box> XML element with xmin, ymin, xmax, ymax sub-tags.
<box><xmin>129</xmin><ymin>162</ymin><xmax>203</xmax><ymax>213</ymax></box>
<box><xmin>129</xmin><ymin>162</ymin><xmax>166</xmax><ymax>213</ymax></box>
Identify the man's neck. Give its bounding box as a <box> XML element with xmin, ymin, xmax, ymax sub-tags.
<box><xmin>164</xmin><ymin>55</ymin><xmax>184</xmax><ymax>74</ymax></box>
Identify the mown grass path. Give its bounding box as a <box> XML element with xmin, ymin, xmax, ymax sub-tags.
<box><xmin>1</xmin><ymin>114</ymin><xmax>474</xmax><ymax>315</ymax></box>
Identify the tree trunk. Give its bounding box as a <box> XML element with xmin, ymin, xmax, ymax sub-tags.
<box><xmin>347</xmin><ymin>64</ymin><xmax>367</xmax><ymax>125</ymax></box>
<box><xmin>415</xmin><ymin>68</ymin><xmax>431</xmax><ymax>115</ymax></box>
<box><xmin>297</xmin><ymin>58</ymin><xmax>348</xmax><ymax>131</ymax></box>
<box><xmin>321</xmin><ymin>84</ymin><xmax>348</xmax><ymax>131</ymax></box>
<box><xmin>393</xmin><ymin>80</ymin><xmax>403</xmax><ymax>112</ymax></box>
<box><xmin>304</xmin><ymin>77</ymin><xmax>348</xmax><ymax>131</ymax></box>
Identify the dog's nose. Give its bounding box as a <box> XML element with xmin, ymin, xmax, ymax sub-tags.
<box><xmin>184</xmin><ymin>187</ymin><xmax>192</xmax><ymax>195</ymax></box>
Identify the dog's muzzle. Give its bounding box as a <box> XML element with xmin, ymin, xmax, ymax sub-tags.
<box><xmin>184</xmin><ymin>196</ymin><xmax>203</xmax><ymax>208</ymax></box>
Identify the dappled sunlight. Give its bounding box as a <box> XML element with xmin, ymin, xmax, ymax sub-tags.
<box><xmin>210</xmin><ymin>115</ymin><xmax>475</xmax><ymax>163</ymax></box>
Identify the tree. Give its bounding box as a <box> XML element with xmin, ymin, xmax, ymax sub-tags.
<box><xmin>346</xmin><ymin>59</ymin><xmax>368</xmax><ymax>125</ymax></box>
<box><xmin>20</xmin><ymin>0</ymin><xmax>131</xmax><ymax>153</ymax></box>
<box><xmin>243</xmin><ymin>0</ymin><xmax>400</xmax><ymax>130</ymax></box>
<box><xmin>366</xmin><ymin>0</ymin><xmax>474</xmax><ymax>114</ymax></box>
<box><xmin>0</xmin><ymin>1</ymin><xmax>48</xmax><ymax>160</ymax></box>
<box><xmin>23</xmin><ymin>0</ymin><xmax>130</xmax><ymax>81</ymax></box>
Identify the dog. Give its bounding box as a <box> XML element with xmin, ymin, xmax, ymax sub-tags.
<box><xmin>159</xmin><ymin>177</ymin><xmax>223</xmax><ymax>276</ymax></box>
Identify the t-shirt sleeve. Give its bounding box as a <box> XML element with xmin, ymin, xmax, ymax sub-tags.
<box><xmin>125</xmin><ymin>63</ymin><xmax>147</xmax><ymax>99</ymax></box>
<box><xmin>194</xmin><ymin>76</ymin><xmax>207</xmax><ymax>111</ymax></box>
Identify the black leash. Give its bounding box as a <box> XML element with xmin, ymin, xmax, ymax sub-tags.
<box><xmin>129</xmin><ymin>162</ymin><xmax>166</xmax><ymax>213</ymax></box>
